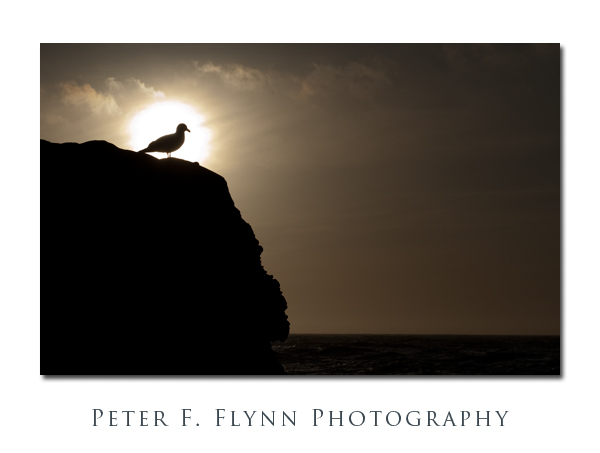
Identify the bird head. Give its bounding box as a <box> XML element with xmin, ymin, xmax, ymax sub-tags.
<box><xmin>177</xmin><ymin>123</ymin><xmax>191</xmax><ymax>133</ymax></box>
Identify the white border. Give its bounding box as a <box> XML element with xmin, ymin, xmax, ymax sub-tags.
<box><xmin>3</xmin><ymin>2</ymin><xmax>598</xmax><ymax>451</ymax></box>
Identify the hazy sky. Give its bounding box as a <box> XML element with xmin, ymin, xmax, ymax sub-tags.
<box><xmin>40</xmin><ymin>44</ymin><xmax>560</xmax><ymax>334</ymax></box>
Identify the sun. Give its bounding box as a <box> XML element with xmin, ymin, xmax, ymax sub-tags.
<box><xmin>129</xmin><ymin>101</ymin><xmax>211</xmax><ymax>163</ymax></box>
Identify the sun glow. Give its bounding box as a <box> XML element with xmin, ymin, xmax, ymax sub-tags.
<box><xmin>129</xmin><ymin>101</ymin><xmax>211</xmax><ymax>163</ymax></box>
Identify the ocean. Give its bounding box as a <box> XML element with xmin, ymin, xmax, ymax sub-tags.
<box><xmin>272</xmin><ymin>334</ymin><xmax>560</xmax><ymax>375</ymax></box>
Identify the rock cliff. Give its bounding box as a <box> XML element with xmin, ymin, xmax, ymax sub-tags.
<box><xmin>41</xmin><ymin>139</ymin><xmax>289</xmax><ymax>375</ymax></box>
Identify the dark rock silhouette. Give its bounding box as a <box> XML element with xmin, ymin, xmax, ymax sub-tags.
<box><xmin>138</xmin><ymin>123</ymin><xmax>190</xmax><ymax>157</ymax></box>
<box><xmin>42</xmin><ymin>139</ymin><xmax>289</xmax><ymax>375</ymax></box>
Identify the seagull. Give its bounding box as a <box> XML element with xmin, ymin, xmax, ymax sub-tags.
<box><xmin>138</xmin><ymin>123</ymin><xmax>191</xmax><ymax>157</ymax></box>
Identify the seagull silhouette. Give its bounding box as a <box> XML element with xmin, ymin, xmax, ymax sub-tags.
<box><xmin>138</xmin><ymin>123</ymin><xmax>191</xmax><ymax>157</ymax></box>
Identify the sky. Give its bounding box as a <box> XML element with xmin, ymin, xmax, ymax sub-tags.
<box><xmin>40</xmin><ymin>44</ymin><xmax>560</xmax><ymax>335</ymax></box>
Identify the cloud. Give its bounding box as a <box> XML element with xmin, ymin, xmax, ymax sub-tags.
<box><xmin>56</xmin><ymin>77</ymin><xmax>166</xmax><ymax>120</ymax></box>
<box><xmin>45</xmin><ymin>113</ymin><xmax>66</xmax><ymax>124</ymax></box>
<box><xmin>59</xmin><ymin>82</ymin><xmax>120</xmax><ymax>115</ymax></box>
<box><xmin>105</xmin><ymin>77</ymin><xmax>123</xmax><ymax>92</ymax></box>
<box><xmin>298</xmin><ymin>62</ymin><xmax>389</xmax><ymax>98</ymax></box>
<box><xmin>192</xmin><ymin>60</ymin><xmax>389</xmax><ymax>99</ymax></box>
<box><xmin>129</xmin><ymin>78</ymin><xmax>165</xmax><ymax>98</ymax></box>
<box><xmin>193</xmin><ymin>61</ymin><xmax>270</xmax><ymax>91</ymax></box>
<box><xmin>106</xmin><ymin>76</ymin><xmax>164</xmax><ymax>98</ymax></box>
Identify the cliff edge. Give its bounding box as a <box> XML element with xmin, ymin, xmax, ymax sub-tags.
<box><xmin>41</xmin><ymin>140</ymin><xmax>289</xmax><ymax>375</ymax></box>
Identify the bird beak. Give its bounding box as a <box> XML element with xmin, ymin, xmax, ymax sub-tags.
<box><xmin>187</xmin><ymin>128</ymin><xmax>191</xmax><ymax>133</ymax></box>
